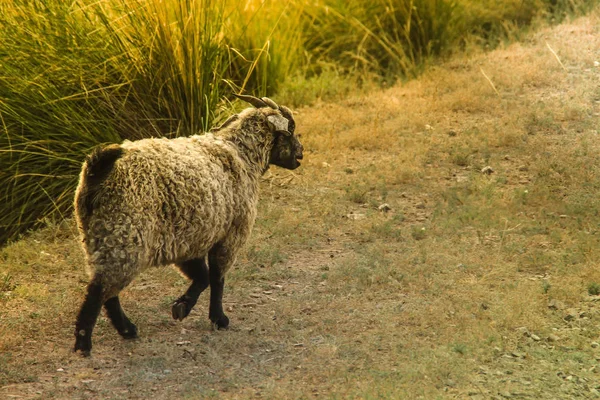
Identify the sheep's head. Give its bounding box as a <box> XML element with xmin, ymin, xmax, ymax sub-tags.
<box><xmin>234</xmin><ymin>94</ymin><xmax>304</xmax><ymax>170</ymax></box>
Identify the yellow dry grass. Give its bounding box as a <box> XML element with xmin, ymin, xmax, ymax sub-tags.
<box><xmin>2</xmin><ymin>9</ymin><xmax>600</xmax><ymax>399</ymax></box>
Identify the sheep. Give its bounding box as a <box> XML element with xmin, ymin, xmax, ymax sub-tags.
<box><xmin>73</xmin><ymin>95</ymin><xmax>303</xmax><ymax>356</ymax></box>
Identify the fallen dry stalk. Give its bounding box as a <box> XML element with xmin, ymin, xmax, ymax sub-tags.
<box><xmin>545</xmin><ymin>41</ymin><xmax>567</xmax><ymax>71</ymax></box>
<box><xmin>479</xmin><ymin>67</ymin><xmax>500</xmax><ymax>96</ymax></box>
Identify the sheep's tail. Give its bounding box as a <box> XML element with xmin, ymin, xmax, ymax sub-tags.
<box><xmin>75</xmin><ymin>144</ymin><xmax>123</xmax><ymax>226</ymax></box>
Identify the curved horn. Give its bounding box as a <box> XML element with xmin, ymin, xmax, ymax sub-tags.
<box><xmin>233</xmin><ymin>93</ymin><xmax>268</xmax><ymax>108</ymax></box>
<box><xmin>261</xmin><ymin>97</ymin><xmax>279</xmax><ymax>109</ymax></box>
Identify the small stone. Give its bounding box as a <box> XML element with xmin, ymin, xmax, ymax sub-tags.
<box><xmin>425</xmin><ymin>124</ymin><xmax>433</xmax><ymax>131</ymax></box>
<box><xmin>564</xmin><ymin>308</ymin><xmax>578</xmax><ymax>321</ymax></box>
<box><xmin>516</xmin><ymin>327</ymin><xmax>529</xmax><ymax>336</ymax></box>
<box><xmin>548</xmin><ymin>299</ymin><xmax>565</xmax><ymax>310</ymax></box>
<box><xmin>481</xmin><ymin>166</ymin><xmax>494</xmax><ymax>175</ymax></box>
<box><xmin>347</xmin><ymin>213</ymin><xmax>366</xmax><ymax>220</ymax></box>
<box><xmin>448</xmin><ymin>130</ymin><xmax>457</xmax><ymax>137</ymax></box>
<box><xmin>594</xmin><ymin>61</ymin><xmax>600</xmax><ymax>67</ymax></box>
<box><xmin>591</xmin><ymin>342</ymin><xmax>599</xmax><ymax>348</ymax></box>
<box><xmin>456</xmin><ymin>174</ymin><xmax>468</xmax><ymax>183</ymax></box>
<box><xmin>547</xmin><ymin>334</ymin><xmax>561</xmax><ymax>342</ymax></box>
<box><xmin>321</xmin><ymin>162</ymin><xmax>331</xmax><ymax>168</ymax></box>
<box><xmin>415</xmin><ymin>202</ymin><xmax>426</xmax><ymax>209</ymax></box>
<box><xmin>530</xmin><ymin>334</ymin><xmax>541</xmax><ymax>341</ymax></box>
<box><xmin>378</xmin><ymin>203</ymin><xmax>392</xmax><ymax>212</ymax></box>
<box><xmin>511</xmin><ymin>351</ymin><xmax>525</xmax><ymax>358</ymax></box>
<box><xmin>56</xmin><ymin>368</ymin><xmax>65</xmax><ymax>372</ymax></box>
<box><xmin>518</xmin><ymin>165</ymin><xmax>528</xmax><ymax>172</ymax></box>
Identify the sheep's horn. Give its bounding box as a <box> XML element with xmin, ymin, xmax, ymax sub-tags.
<box><xmin>233</xmin><ymin>93</ymin><xmax>268</xmax><ymax>108</ymax></box>
<box><xmin>261</xmin><ymin>97</ymin><xmax>279</xmax><ymax>109</ymax></box>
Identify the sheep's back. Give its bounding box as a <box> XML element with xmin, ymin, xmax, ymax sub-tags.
<box><xmin>82</xmin><ymin>136</ymin><xmax>258</xmax><ymax>269</ymax></box>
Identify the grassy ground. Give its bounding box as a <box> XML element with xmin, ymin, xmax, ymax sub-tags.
<box><xmin>2</xmin><ymin>9</ymin><xmax>600</xmax><ymax>399</ymax></box>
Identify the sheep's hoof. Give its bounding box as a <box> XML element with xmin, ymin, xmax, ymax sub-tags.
<box><xmin>119</xmin><ymin>322</ymin><xmax>138</xmax><ymax>339</ymax></box>
<box><xmin>210</xmin><ymin>314</ymin><xmax>229</xmax><ymax>330</ymax></box>
<box><xmin>73</xmin><ymin>334</ymin><xmax>92</xmax><ymax>357</ymax></box>
<box><xmin>172</xmin><ymin>298</ymin><xmax>192</xmax><ymax>321</ymax></box>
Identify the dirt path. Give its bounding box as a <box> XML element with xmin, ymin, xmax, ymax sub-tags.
<box><xmin>2</xmin><ymin>10</ymin><xmax>600</xmax><ymax>399</ymax></box>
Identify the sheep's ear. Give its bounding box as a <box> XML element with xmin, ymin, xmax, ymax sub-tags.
<box><xmin>267</xmin><ymin>115</ymin><xmax>291</xmax><ymax>135</ymax></box>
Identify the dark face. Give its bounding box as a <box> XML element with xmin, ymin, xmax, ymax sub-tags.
<box><xmin>267</xmin><ymin>105</ymin><xmax>303</xmax><ymax>170</ymax></box>
<box><xmin>270</xmin><ymin>133</ymin><xmax>304</xmax><ymax>170</ymax></box>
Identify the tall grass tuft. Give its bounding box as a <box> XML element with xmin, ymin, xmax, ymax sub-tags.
<box><xmin>0</xmin><ymin>0</ymin><xmax>117</xmax><ymax>244</ymax></box>
<box><xmin>301</xmin><ymin>0</ymin><xmax>458</xmax><ymax>81</ymax></box>
<box><xmin>298</xmin><ymin>0</ymin><xmax>600</xmax><ymax>83</ymax></box>
<box><xmin>0</xmin><ymin>0</ymin><xmax>287</xmax><ymax>244</ymax></box>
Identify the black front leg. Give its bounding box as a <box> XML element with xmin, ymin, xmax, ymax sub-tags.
<box><xmin>172</xmin><ymin>258</ymin><xmax>210</xmax><ymax>321</ymax></box>
<box><xmin>208</xmin><ymin>248</ymin><xmax>229</xmax><ymax>329</ymax></box>
<box><xmin>104</xmin><ymin>296</ymin><xmax>138</xmax><ymax>339</ymax></box>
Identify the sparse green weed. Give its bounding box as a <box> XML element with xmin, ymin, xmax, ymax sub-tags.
<box><xmin>451</xmin><ymin>343</ymin><xmax>467</xmax><ymax>355</ymax></box>
<box><xmin>542</xmin><ymin>280</ymin><xmax>551</xmax><ymax>294</ymax></box>
<box><xmin>588</xmin><ymin>282</ymin><xmax>600</xmax><ymax>296</ymax></box>
<box><xmin>246</xmin><ymin>244</ymin><xmax>286</xmax><ymax>268</ymax></box>
<box><xmin>345</xmin><ymin>183</ymin><xmax>370</xmax><ymax>204</ymax></box>
<box><xmin>411</xmin><ymin>226</ymin><xmax>427</xmax><ymax>241</ymax></box>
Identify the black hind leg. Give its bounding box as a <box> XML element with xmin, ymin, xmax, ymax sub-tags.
<box><xmin>172</xmin><ymin>258</ymin><xmax>210</xmax><ymax>321</ymax></box>
<box><xmin>104</xmin><ymin>296</ymin><xmax>138</xmax><ymax>339</ymax></box>
<box><xmin>74</xmin><ymin>277</ymin><xmax>104</xmax><ymax>357</ymax></box>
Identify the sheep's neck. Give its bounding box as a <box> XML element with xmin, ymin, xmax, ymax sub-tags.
<box><xmin>220</xmin><ymin>128</ymin><xmax>273</xmax><ymax>178</ymax></box>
